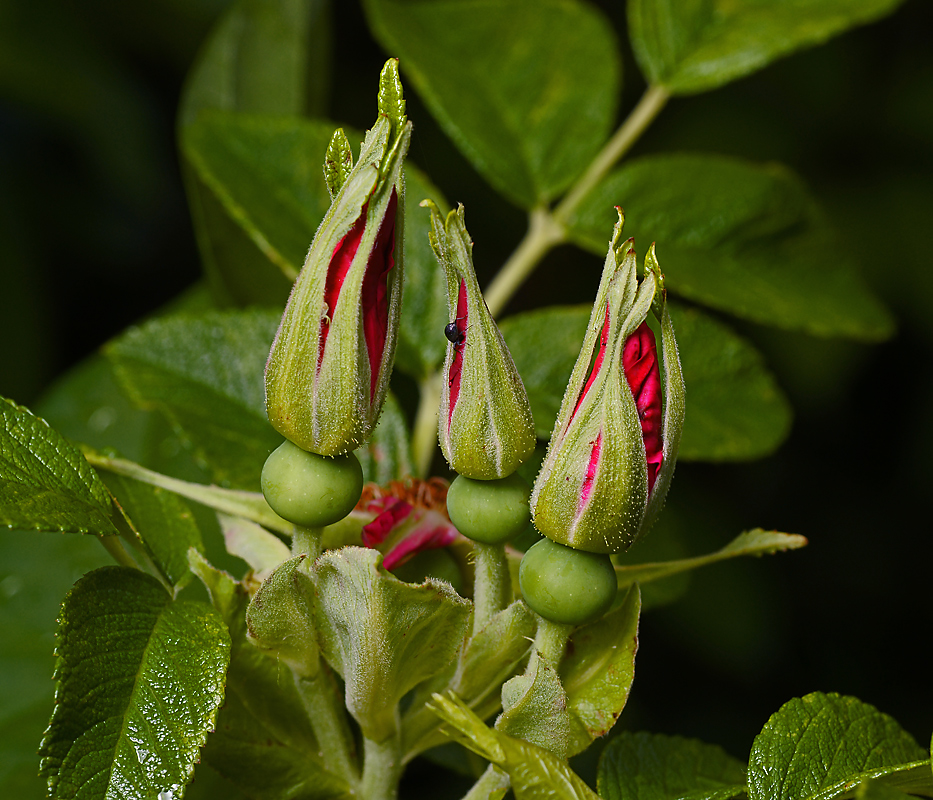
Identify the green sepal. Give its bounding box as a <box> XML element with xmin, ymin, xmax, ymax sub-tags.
<box><xmin>266</xmin><ymin>61</ymin><xmax>412</xmax><ymax>456</ymax></box>
<box><xmin>324</xmin><ymin>128</ymin><xmax>354</xmax><ymax>200</ymax></box>
<box><xmin>378</xmin><ymin>57</ymin><xmax>407</xmax><ymax>140</ymax></box>
<box><xmin>496</xmin><ymin>657</ymin><xmax>585</xmax><ymax>759</ymax></box>
<box><xmin>425</xmin><ymin>200</ymin><xmax>536</xmax><ymax>479</ymax></box>
<box><xmin>531</xmin><ymin>211</ymin><xmax>684</xmax><ymax>553</ymax></box>
<box><xmin>311</xmin><ymin>547</ymin><xmax>471</xmax><ymax>742</ymax></box>
<box><xmin>245</xmin><ymin>555</ymin><xmax>319</xmax><ymax>678</ymax></box>
<box><xmin>429</xmin><ymin>692</ymin><xmax>601</xmax><ymax>800</ymax></box>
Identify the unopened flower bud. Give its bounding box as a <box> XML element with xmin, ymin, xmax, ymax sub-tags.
<box><xmin>530</xmin><ymin>209</ymin><xmax>685</xmax><ymax>554</ymax></box>
<box><xmin>423</xmin><ymin>201</ymin><xmax>536</xmax><ymax>480</ymax></box>
<box><xmin>265</xmin><ymin>59</ymin><xmax>411</xmax><ymax>456</ymax></box>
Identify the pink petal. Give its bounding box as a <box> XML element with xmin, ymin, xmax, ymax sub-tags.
<box><xmin>382</xmin><ymin>510</ymin><xmax>460</xmax><ymax>571</ymax></box>
<box><xmin>623</xmin><ymin>321</ymin><xmax>663</xmax><ymax>492</ymax></box>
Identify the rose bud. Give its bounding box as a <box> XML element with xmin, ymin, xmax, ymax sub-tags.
<box><xmin>265</xmin><ymin>58</ymin><xmax>411</xmax><ymax>456</ymax></box>
<box><xmin>530</xmin><ymin>208</ymin><xmax>685</xmax><ymax>554</ymax></box>
<box><xmin>423</xmin><ymin>200</ymin><xmax>536</xmax><ymax>480</ymax></box>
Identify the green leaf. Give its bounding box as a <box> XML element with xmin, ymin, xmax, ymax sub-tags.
<box><xmin>0</xmin><ymin>397</ymin><xmax>117</xmax><ymax>535</ymax></box>
<box><xmin>202</xmin><ymin>690</ymin><xmax>351</xmax><ymax>800</ymax></box>
<box><xmin>106</xmin><ymin>310</ymin><xmax>280</xmax><ymax>490</ymax></box>
<box><xmin>219</xmin><ymin>513</ymin><xmax>290</xmax><ymax>581</ymax></box>
<box><xmin>0</xmin><ymin>531</ymin><xmax>112</xmax><ymax>797</ymax></box>
<box><xmin>855</xmin><ymin>780</ymin><xmax>913</xmax><ymax>800</ymax></box>
<box><xmin>188</xmin><ymin>551</ymin><xmax>322</xmax><ymax>756</ymax></box>
<box><xmin>39</xmin><ymin>567</ymin><xmax>230</xmax><ymax>799</ymax></box>
<box><xmin>312</xmin><ymin>547</ymin><xmax>471</xmax><ymax>742</ymax></box>
<box><xmin>561</xmin><ymin>586</ymin><xmax>641</xmax><ymax>750</ymax></box>
<box><xmin>364</xmin><ymin>0</ymin><xmax>621</xmax><ymax>208</ymax></box>
<box><xmin>104</xmin><ymin>473</ymin><xmax>205</xmax><ymax>590</ymax></box>
<box><xmin>402</xmin><ymin>600</ymin><xmax>536</xmax><ymax>760</ymax></box>
<box><xmin>429</xmin><ymin>692</ymin><xmax>600</xmax><ymax>800</ymax></box>
<box><xmin>355</xmin><ymin>392</ymin><xmax>414</xmax><ymax>484</ymax></box>
<box><xmin>179</xmin><ymin>0</ymin><xmax>333</xmax><ymax>306</ymax></box>
<box><xmin>628</xmin><ymin>0</ymin><xmax>904</xmax><ymax>95</ymax></box>
<box><xmin>747</xmin><ymin>692</ymin><xmax>930</xmax><ymax>800</ymax></box>
<box><xmin>566</xmin><ymin>154</ymin><xmax>893</xmax><ymax>341</ymax></box>
<box><xmin>179</xmin><ymin>0</ymin><xmax>331</xmax><ymax>127</ymax></box>
<box><xmin>616</xmin><ymin>529</ymin><xmax>807</xmax><ymax>591</ymax></box>
<box><xmin>597</xmin><ymin>731</ymin><xmax>747</xmax><ymax>800</ymax></box>
<box><xmin>499</xmin><ymin>303</ymin><xmax>792</xmax><ymax>461</ymax></box>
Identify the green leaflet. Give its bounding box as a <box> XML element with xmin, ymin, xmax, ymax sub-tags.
<box><xmin>597</xmin><ymin>731</ymin><xmax>747</xmax><ymax>800</ymax></box>
<box><xmin>106</xmin><ymin>310</ymin><xmax>281</xmax><ymax>490</ymax></box>
<box><xmin>364</xmin><ymin>0</ymin><xmax>620</xmax><ymax>209</ymax></box>
<box><xmin>560</xmin><ymin>586</ymin><xmax>641</xmax><ymax>752</ymax></box>
<box><xmin>747</xmin><ymin>692</ymin><xmax>932</xmax><ymax>800</ymax></box>
<box><xmin>202</xmin><ymin>690</ymin><xmax>351</xmax><ymax>800</ymax></box>
<box><xmin>0</xmin><ymin>531</ymin><xmax>111</xmax><ymax>797</ymax></box>
<box><xmin>429</xmin><ymin>693</ymin><xmax>600</xmax><ymax>800</ymax></box>
<box><xmin>565</xmin><ymin>154</ymin><xmax>893</xmax><ymax>341</ymax></box>
<box><xmin>103</xmin><ymin>473</ymin><xmax>205</xmax><ymax>591</ymax></box>
<box><xmin>0</xmin><ymin>397</ymin><xmax>117</xmax><ymax>535</ymax></box>
<box><xmin>499</xmin><ymin>304</ymin><xmax>792</xmax><ymax>462</ymax></box>
<box><xmin>312</xmin><ymin>547</ymin><xmax>471</xmax><ymax>743</ymax></box>
<box><xmin>615</xmin><ymin>529</ymin><xmax>807</xmax><ymax>592</ymax></box>
<box><xmin>628</xmin><ymin>0</ymin><xmax>904</xmax><ymax>95</ymax></box>
<box><xmin>178</xmin><ymin>0</ymin><xmax>332</xmax><ymax>306</ymax></box>
<box><xmin>39</xmin><ymin>567</ymin><xmax>230</xmax><ymax>800</ymax></box>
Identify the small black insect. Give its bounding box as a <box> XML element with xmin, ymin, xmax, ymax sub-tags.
<box><xmin>444</xmin><ymin>320</ymin><xmax>466</xmax><ymax>345</ymax></box>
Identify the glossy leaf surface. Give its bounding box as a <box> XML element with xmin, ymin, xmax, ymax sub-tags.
<box><xmin>628</xmin><ymin>0</ymin><xmax>903</xmax><ymax>95</ymax></box>
<box><xmin>597</xmin><ymin>731</ymin><xmax>747</xmax><ymax>800</ymax></box>
<box><xmin>106</xmin><ymin>310</ymin><xmax>279</xmax><ymax>490</ymax></box>
<box><xmin>312</xmin><ymin>547</ymin><xmax>471</xmax><ymax>742</ymax></box>
<box><xmin>0</xmin><ymin>397</ymin><xmax>116</xmax><ymax>535</ymax></box>
<box><xmin>566</xmin><ymin>154</ymin><xmax>893</xmax><ymax>340</ymax></box>
<box><xmin>364</xmin><ymin>0</ymin><xmax>620</xmax><ymax>208</ymax></box>
<box><xmin>39</xmin><ymin>567</ymin><xmax>230</xmax><ymax>800</ymax></box>
<box><xmin>748</xmin><ymin>693</ymin><xmax>931</xmax><ymax>800</ymax></box>
<box><xmin>500</xmin><ymin>304</ymin><xmax>792</xmax><ymax>461</ymax></box>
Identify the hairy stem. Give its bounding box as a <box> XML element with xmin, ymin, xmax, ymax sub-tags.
<box><xmin>412</xmin><ymin>373</ymin><xmax>442</xmax><ymax>478</ymax></box>
<box><xmin>463</xmin><ymin>764</ymin><xmax>510</xmax><ymax>800</ymax></box>
<box><xmin>291</xmin><ymin>525</ymin><xmax>323</xmax><ymax>560</ymax></box>
<box><xmin>471</xmin><ymin>542</ymin><xmax>512</xmax><ymax>637</ymax></box>
<box><xmin>529</xmin><ymin>615</ymin><xmax>573</xmax><ymax>671</ymax></box>
<box><xmin>361</xmin><ymin>730</ymin><xmax>403</xmax><ymax>800</ymax></box>
<box><xmin>294</xmin><ymin>668</ymin><xmax>361</xmax><ymax>789</ymax></box>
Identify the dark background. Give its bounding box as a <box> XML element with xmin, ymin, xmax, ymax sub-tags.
<box><xmin>1</xmin><ymin>0</ymin><xmax>931</xmax><ymax>776</ymax></box>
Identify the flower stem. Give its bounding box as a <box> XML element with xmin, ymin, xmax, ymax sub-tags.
<box><xmin>412</xmin><ymin>372</ymin><xmax>442</xmax><ymax>478</ymax></box>
<box><xmin>462</xmin><ymin>764</ymin><xmax>510</xmax><ymax>800</ymax></box>
<box><xmin>554</xmin><ymin>84</ymin><xmax>670</xmax><ymax>224</ymax></box>
<box><xmin>293</xmin><ymin>668</ymin><xmax>361</xmax><ymax>790</ymax></box>
<box><xmin>529</xmin><ymin>614</ymin><xmax>573</xmax><ymax>671</ymax></box>
<box><xmin>483</xmin><ymin>206</ymin><xmax>565</xmax><ymax>318</ymax></box>
<box><xmin>471</xmin><ymin>542</ymin><xmax>512</xmax><ymax>637</ymax></box>
<box><xmin>361</xmin><ymin>730</ymin><xmax>403</xmax><ymax>800</ymax></box>
<box><xmin>291</xmin><ymin>525</ymin><xmax>323</xmax><ymax>560</ymax></box>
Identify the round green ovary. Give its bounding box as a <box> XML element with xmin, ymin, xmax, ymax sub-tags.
<box><xmin>446</xmin><ymin>472</ymin><xmax>531</xmax><ymax>545</ymax></box>
<box><xmin>261</xmin><ymin>440</ymin><xmax>363</xmax><ymax>528</ymax></box>
<box><xmin>519</xmin><ymin>538</ymin><xmax>616</xmax><ymax>625</ymax></box>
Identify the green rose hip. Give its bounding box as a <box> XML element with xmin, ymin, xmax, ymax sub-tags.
<box><xmin>446</xmin><ymin>472</ymin><xmax>531</xmax><ymax>545</ymax></box>
<box><xmin>519</xmin><ymin>538</ymin><xmax>616</xmax><ymax>625</ymax></box>
<box><xmin>261</xmin><ymin>440</ymin><xmax>363</xmax><ymax>528</ymax></box>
